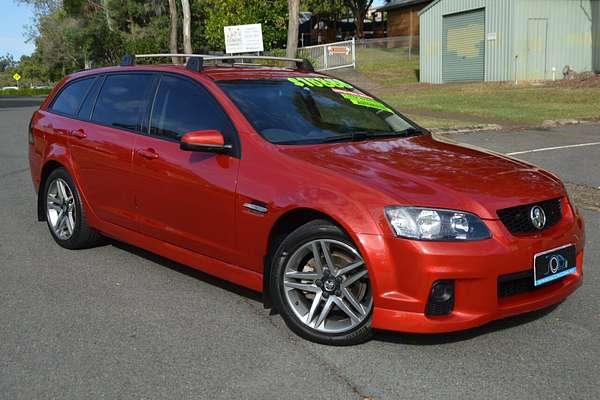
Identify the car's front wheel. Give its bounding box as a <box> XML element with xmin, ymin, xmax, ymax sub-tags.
<box><xmin>271</xmin><ymin>220</ymin><xmax>373</xmax><ymax>345</ymax></box>
<box><xmin>43</xmin><ymin>168</ymin><xmax>102</xmax><ymax>249</ymax></box>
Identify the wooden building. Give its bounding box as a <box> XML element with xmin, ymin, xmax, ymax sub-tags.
<box><xmin>377</xmin><ymin>0</ymin><xmax>433</xmax><ymax>37</ymax></box>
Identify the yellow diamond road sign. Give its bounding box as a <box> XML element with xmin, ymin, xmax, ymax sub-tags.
<box><xmin>13</xmin><ymin>73</ymin><xmax>21</xmax><ymax>81</ymax></box>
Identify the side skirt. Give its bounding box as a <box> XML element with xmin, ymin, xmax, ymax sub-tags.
<box><xmin>94</xmin><ymin>219</ymin><xmax>263</xmax><ymax>293</ymax></box>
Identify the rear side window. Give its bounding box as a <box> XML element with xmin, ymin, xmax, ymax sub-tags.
<box><xmin>49</xmin><ymin>77</ymin><xmax>95</xmax><ymax>116</ymax></box>
<box><xmin>77</xmin><ymin>76</ymin><xmax>103</xmax><ymax>120</ymax></box>
<box><xmin>149</xmin><ymin>75</ymin><xmax>234</xmax><ymax>141</ymax></box>
<box><xmin>92</xmin><ymin>74</ymin><xmax>154</xmax><ymax>131</ymax></box>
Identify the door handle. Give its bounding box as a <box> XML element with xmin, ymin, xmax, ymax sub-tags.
<box><xmin>69</xmin><ymin>129</ymin><xmax>87</xmax><ymax>139</ymax></box>
<box><xmin>136</xmin><ymin>148</ymin><xmax>160</xmax><ymax>160</ymax></box>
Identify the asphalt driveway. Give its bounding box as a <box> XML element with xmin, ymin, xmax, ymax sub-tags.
<box><xmin>1</xmin><ymin>105</ymin><xmax>599</xmax><ymax>400</ymax></box>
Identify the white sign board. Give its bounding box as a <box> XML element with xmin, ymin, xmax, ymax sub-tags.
<box><xmin>486</xmin><ymin>32</ymin><xmax>497</xmax><ymax>41</ymax></box>
<box><xmin>224</xmin><ymin>23</ymin><xmax>264</xmax><ymax>54</ymax></box>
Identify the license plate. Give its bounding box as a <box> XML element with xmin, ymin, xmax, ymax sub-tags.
<box><xmin>534</xmin><ymin>244</ymin><xmax>577</xmax><ymax>286</ymax></box>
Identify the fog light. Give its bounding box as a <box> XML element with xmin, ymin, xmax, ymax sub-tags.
<box><xmin>426</xmin><ymin>280</ymin><xmax>455</xmax><ymax>316</ymax></box>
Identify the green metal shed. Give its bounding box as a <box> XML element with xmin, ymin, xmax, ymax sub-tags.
<box><xmin>419</xmin><ymin>0</ymin><xmax>600</xmax><ymax>83</ymax></box>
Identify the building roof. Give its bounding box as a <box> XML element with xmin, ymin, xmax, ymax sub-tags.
<box><xmin>376</xmin><ymin>0</ymin><xmax>432</xmax><ymax>12</ymax></box>
<box><xmin>418</xmin><ymin>0</ymin><xmax>442</xmax><ymax>16</ymax></box>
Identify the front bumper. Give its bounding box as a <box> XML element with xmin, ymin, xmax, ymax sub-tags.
<box><xmin>358</xmin><ymin>200</ymin><xmax>585</xmax><ymax>334</ymax></box>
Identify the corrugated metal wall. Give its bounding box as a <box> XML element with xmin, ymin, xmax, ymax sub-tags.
<box><xmin>594</xmin><ymin>1</ymin><xmax>600</xmax><ymax>73</ymax></box>
<box><xmin>513</xmin><ymin>0</ymin><xmax>596</xmax><ymax>80</ymax></box>
<box><xmin>420</xmin><ymin>0</ymin><xmax>514</xmax><ymax>83</ymax></box>
<box><xmin>420</xmin><ymin>0</ymin><xmax>598</xmax><ymax>83</ymax></box>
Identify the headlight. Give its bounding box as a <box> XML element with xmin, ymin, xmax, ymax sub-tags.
<box><xmin>384</xmin><ymin>206</ymin><xmax>491</xmax><ymax>241</ymax></box>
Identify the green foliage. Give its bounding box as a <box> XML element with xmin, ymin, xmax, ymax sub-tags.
<box><xmin>0</xmin><ymin>54</ymin><xmax>17</xmax><ymax>73</ymax></box>
<box><xmin>203</xmin><ymin>0</ymin><xmax>288</xmax><ymax>51</ymax></box>
<box><xmin>300</xmin><ymin>0</ymin><xmax>346</xmax><ymax>15</ymax></box>
<box><xmin>15</xmin><ymin>0</ymin><xmax>346</xmax><ymax>84</ymax></box>
<box><xmin>21</xmin><ymin>0</ymin><xmax>177</xmax><ymax>82</ymax></box>
<box><xmin>15</xmin><ymin>54</ymin><xmax>51</xmax><ymax>86</ymax></box>
<box><xmin>0</xmin><ymin>87</ymin><xmax>52</xmax><ymax>97</ymax></box>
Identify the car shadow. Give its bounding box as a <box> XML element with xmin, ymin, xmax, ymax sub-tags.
<box><xmin>110</xmin><ymin>240</ymin><xmax>263</xmax><ymax>303</ymax></box>
<box><xmin>373</xmin><ymin>303</ymin><xmax>560</xmax><ymax>345</ymax></box>
<box><xmin>107</xmin><ymin>239</ymin><xmax>561</xmax><ymax>344</ymax></box>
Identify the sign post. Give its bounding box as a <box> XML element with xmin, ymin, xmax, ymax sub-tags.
<box><xmin>13</xmin><ymin>72</ymin><xmax>21</xmax><ymax>89</ymax></box>
<box><xmin>224</xmin><ymin>23</ymin><xmax>264</xmax><ymax>55</ymax></box>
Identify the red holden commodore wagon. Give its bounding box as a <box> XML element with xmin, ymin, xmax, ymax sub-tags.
<box><xmin>28</xmin><ymin>55</ymin><xmax>585</xmax><ymax>345</ymax></box>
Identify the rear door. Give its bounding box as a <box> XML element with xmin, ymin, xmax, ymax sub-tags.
<box><xmin>69</xmin><ymin>73</ymin><xmax>157</xmax><ymax>230</ymax></box>
<box><xmin>131</xmin><ymin>74</ymin><xmax>240</xmax><ymax>262</ymax></box>
<box><xmin>37</xmin><ymin>76</ymin><xmax>97</xmax><ymax>188</ymax></box>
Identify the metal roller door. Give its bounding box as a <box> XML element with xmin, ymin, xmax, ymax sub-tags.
<box><xmin>442</xmin><ymin>8</ymin><xmax>485</xmax><ymax>82</ymax></box>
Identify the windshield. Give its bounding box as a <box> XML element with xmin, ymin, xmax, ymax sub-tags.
<box><xmin>217</xmin><ymin>77</ymin><xmax>417</xmax><ymax>144</ymax></box>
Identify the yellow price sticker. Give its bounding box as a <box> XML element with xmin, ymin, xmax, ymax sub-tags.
<box><xmin>13</xmin><ymin>73</ymin><xmax>21</xmax><ymax>81</ymax></box>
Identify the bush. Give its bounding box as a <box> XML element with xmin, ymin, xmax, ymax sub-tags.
<box><xmin>0</xmin><ymin>87</ymin><xmax>53</xmax><ymax>97</ymax></box>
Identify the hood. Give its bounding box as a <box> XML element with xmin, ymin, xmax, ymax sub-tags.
<box><xmin>278</xmin><ymin>134</ymin><xmax>565</xmax><ymax>219</ymax></box>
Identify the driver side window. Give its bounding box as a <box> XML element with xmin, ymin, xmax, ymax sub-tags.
<box><xmin>149</xmin><ymin>75</ymin><xmax>234</xmax><ymax>141</ymax></box>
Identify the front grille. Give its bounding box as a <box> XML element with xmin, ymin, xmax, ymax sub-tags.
<box><xmin>497</xmin><ymin>198</ymin><xmax>562</xmax><ymax>235</ymax></box>
<box><xmin>498</xmin><ymin>270</ymin><xmax>535</xmax><ymax>298</ymax></box>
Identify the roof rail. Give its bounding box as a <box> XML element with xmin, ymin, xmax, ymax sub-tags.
<box><xmin>127</xmin><ymin>53</ymin><xmax>315</xmax><ymax>72</ymax></box>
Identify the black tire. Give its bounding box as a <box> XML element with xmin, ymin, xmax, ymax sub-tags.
<box><xmin>42</xmin><ymin>168</ymin><xmax>102</xmax><ymax>249</ymax></box>
<box><xmin>270</xmin><ymin>219</ymin><xmax>373</xmax><ymax>345</ymax></box>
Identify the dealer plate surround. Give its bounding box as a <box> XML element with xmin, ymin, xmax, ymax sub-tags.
<box><xmin>533</xmin><ymin>244</ymin><xmax>577</xmax><ymax>287</ymax></box>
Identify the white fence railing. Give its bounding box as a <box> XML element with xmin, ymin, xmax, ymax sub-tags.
<box><xmin>297</xmin><ymin>39</ymin><xmax>356</xmax><ymax>71</ymax></box>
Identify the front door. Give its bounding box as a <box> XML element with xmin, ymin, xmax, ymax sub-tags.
<box><xmin>132</xmin><ymin>74</ymin><xmax>240</xmax><ymax>263</ymax></box>
<box><xmin>69</xmin><ymin>73</ymin><xmax>156</xmax><ymax>230</ymax></box>
<box><xmin>527</xmin><ymin>18</ymin><xmax>548</xmax><ymax>80</ymax></box>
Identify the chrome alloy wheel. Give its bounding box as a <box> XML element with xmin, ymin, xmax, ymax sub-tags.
<box><xmin>283</xmin><ymin>239</ymin><xmax>372</xmax><ymax>334</ymax></box>
<box><xmin>46</xmin><ymin>178</ymin><xmax>76</xmax><ymax>240</ymax></box>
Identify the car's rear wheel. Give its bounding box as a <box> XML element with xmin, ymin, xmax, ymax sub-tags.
<box><xmin>43</xmin><ymin>168</ymin><xmax>102</xmax><ymax>249</ymax></box>
<box><xmin>271</xmin><ymin>220</ymin><xmax>373</xmax><ymax>345</ymax></box>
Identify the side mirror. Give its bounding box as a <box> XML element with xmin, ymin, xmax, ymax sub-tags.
<box><xmin>180</xmin><ymin>130</ymin><xmax>232</xmax><ymax>153</ymax></box>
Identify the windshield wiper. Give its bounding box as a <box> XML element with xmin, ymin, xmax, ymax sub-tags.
<box><xmin>396</xmin><ymin>127</ymin><xmax>425</xmax><ymax>137</ymax></box>
<box><xmin>321</xmin><ymin>131</ymin><xmax>370</xmax><ymax>143</ymax></box>
<box><xmin>321</xmin><ymin>129</ymin><xmax>422</xmax><ymax>143</ymax></box>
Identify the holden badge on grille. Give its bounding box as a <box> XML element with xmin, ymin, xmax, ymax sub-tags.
<box><xmin>530</xmin><ymin>206</ymin><xmax>546</xmax><ymax>230</ymax></box>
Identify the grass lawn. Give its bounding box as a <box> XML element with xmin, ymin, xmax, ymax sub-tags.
<box><xmin>355</xmin><ymin>47</ymin><xmax>420</xmax><ymax>86</ymax></box>
<box><xmin>351</xmin><ymin>47</ymin><xmax>600</xmax><ymax>128</ymax></box>
<box><xmin>404</xmin><ymin>114</ymin><xmax>482</xmax><ymax>130</ymax></box>
<box><xmin>381</xmin><ymin>83</ymin><xmax>600</xmax><ymax>125</ymax></box>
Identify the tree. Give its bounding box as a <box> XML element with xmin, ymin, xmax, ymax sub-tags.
<box><xmin>18</xmin><ymin>54</ymin><xmax>50</xmax><ymax>85</ymax></box>
<box><xmin>301</xmin><ymin>0</ymin><xmax>345</xmax><ymax>15</ymax></box>
<box><xmin>181</xmin><ymin>0</ymin><xmax>192</xmax><ymax>54</ymax></box>
<box><xmin>286</xmin><ymin>0</ymin><xmax>299</xmax><ymax>58</ymax></box>
<box><xmin>0</xmin><ymin>53</ymin><xmax>17</xmax><ymax>72</ymax></box>
<box><xmin>343</xmin><ymin>0</ymin><xmax>373</xmax><ymax>38</ymax></box>
<box><xmin>203</xmin><ymin>0</ymin><xmax>287</xmax><ymax>51</ymax></box>
<box><xmin>168</xmin><ymin>0</ymin><xmax>179</xmax><ymax>63</ymax></box>
<box><xmin>102</xmin><ymin>0</ymin><xmax>113</xmax><ymax>31</ymax></box>
<box><xmin>17</xmin><ymin>0</ymin><xmax>209</xmax><ymax>83</ymax></box>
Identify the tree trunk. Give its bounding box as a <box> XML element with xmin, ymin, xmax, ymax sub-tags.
<box><xmin>168</xmin><ymin>0</ymin><xmax>179</xmax><ymax>63</ymax></box>
<box><xmin>355</xmin><ymin>10</ymin><xmax>365</xmax><ymax>38</ymax></box>
<box><xmin>286</xmin><ymin>0</ymin><xmax>300</xmax><ymax>58</ymax></box>
<box><xmin>181</xmin><ymin>0</ymin><xmax>192</xmax><ymax>54</ymax></box>
<box><xmin>345</xmin><ymin>0</ymin><xmax>373</xmax><ymax>39</ymax></box>
<box><xmin>102</xmin><ymin>0</ymin><xmax>113</xmax><ymax>32</ymax></box>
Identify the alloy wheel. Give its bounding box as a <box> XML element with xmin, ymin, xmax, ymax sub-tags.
<box><xmin>283</xmin><ymin>239</ymin><xmax>372</xmax><ymax>334</ymax></box>
<box><xmin>46</xmin><ymin>178</ymin><xmax>76</xmax><ymax>240</ymax></box>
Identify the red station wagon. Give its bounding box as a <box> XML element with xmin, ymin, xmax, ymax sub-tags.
<box><xmin>28</xmin><ymin>55</ymin><xmax>585</xmax><ymax>345</ymax></box>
